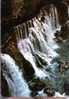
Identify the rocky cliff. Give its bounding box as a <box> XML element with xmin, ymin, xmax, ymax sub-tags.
<box><xmin>1</xmin><ymin>0</ymin><xmax>69</xmax><ymax>26</ymax></box>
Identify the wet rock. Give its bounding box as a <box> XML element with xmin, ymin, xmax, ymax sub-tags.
<box><xmin>61</xmin><ymin>21</ymin><xmax>69</xmax><ymax>32</ymax></box>
<box><xmin>22</xmin><ymin>58</ymin><xmax>35</xmax><ymax>81</ymax></box>
<box><xmin>59</xmin><ymin>21</ymin><xmax>69</xmax><ymax>40</ymax></box>
<box><xmin>64</xmin><ymin>61</ymin><xmax>69</xmax><ymax>69</ymax></box>
<box><xmin>35</xmin><ymin>54</ymin><xmax>48</xmax><ymax>69</ymax></box>
<box><xmin>44</xmin><ymin>87</ymin><xmax>55</xmax><ymax>96</ymax></box>
<box><xmin>64</xmin><ymin>82</ymin><xmax>69</xmax><ymax>95</ymax></box>
<box><xmin>29</xmin><ymin>78</ymin><xmax>45</xmax><ymax>91</ymax></box>
<box><xmin>54</xmin><ymin>21</ymin><xmax>69</xmax><ymax>43</ymax></box>
<box><xmin>41</xmin><ymin>16</ymin><xmax>45</xmax><ymax>22</ymax></box>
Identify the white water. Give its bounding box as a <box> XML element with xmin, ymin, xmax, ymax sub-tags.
<box><xmin>17</xmin><ymin>5</ymin><xmax>61</xmax><ymax>79</ymax></box>
<box><xmin>37</xmin><ymin>90</ymin><xmax>66</xmax><ymax>97</ymax></box>
<box><xmin>54</xmin><ymin>92</ymin><xmax>66</xmax><ymax>97</ymax></box>
<box><xmin>1</xmin><ymin>5</ymin><xmax>68</xmax><ymax>97</ymax></box>
<box><xmin>1</xmin><ymin>53</ymin><xmax>31</xmax><ymax>96</ymax></box>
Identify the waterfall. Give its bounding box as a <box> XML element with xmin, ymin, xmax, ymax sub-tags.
<box><xmin>16</xmin><ymin>5</ymin><xmax>61</xmax><ymax>79</ymax></box>
<box><xmin>1</xmin><ymin>53</ymin><xmax>31</xmax><ymax>96</ymax></box>
<box><xmin>49</xmin><ymin>5</ymin><xmax>61</xmax><ymax>30</ymax></box>
<box><xmin>44</xmin><ymin>5</ymin><xmax>61</xmax><ymax>49</ymax></box>
<box><xmin>18</xmin><ymin>38</ymin><xmax>50</xmax><ymax>79</ymax></box>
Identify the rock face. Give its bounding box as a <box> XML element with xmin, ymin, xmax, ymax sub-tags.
<box><xmin>1</xmin><ymin>0</ymin><xmax>69</xmax><ymax>26</ymax></box>
<box><xmin>1</xmin><ymin>0</ymin><xmax>41</xmax><ymax>26</ymax></box>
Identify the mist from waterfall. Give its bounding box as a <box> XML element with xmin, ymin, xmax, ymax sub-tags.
<box><xmin>1</xmin><ymin>54</ymin><xmax>31</xmax><ymax>96</ymax></box>
<box><xmin>17</xmin><ymin>5</ymin><xmax>61</xmax><ymax>79</ymax></box>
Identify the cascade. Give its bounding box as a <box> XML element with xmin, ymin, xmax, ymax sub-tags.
<box><xmin>1</xmin><ymin>54</ymin><xmax>31</xmax><ymax>96</ymax></box>
<box><xmin>2</xmin><ymin>3</ymin><xmax>69</xmax><ymax>97</ymax></box>
<box><xmin>16</xmin><ymin>5</ymin><xmax>61</xmax><ymax>79</ymax></box>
